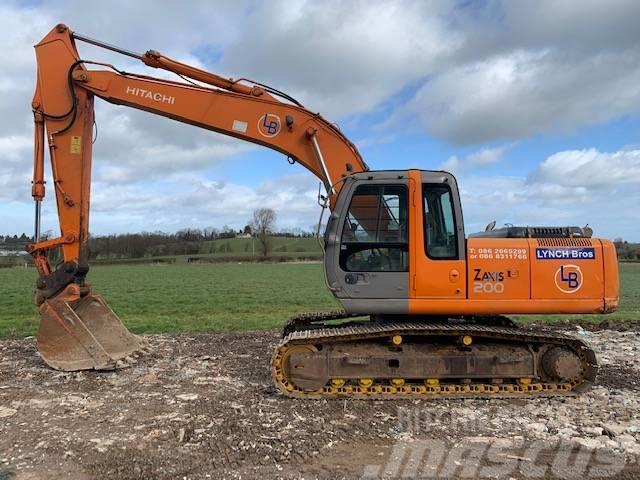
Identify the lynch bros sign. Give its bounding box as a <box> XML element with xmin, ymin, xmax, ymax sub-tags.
<box><xmin>125</xmin><ymin>86</ymin><xmax>175</xmax><ymax>105</ymax></box>
<box><xmin>535</xmin><ymin>247</ymin><xmax>595</xmax><ymax>260</ymax></box>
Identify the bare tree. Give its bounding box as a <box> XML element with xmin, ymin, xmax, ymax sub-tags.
<box><xmin>251</xmin><ymin>208</ymin><xmax>276</xmax><ymax>257</ymax></box>
<box><xmin>309</xmin><ymin>223</ymin><xmax>327</xmax><ymax>236</ymax></box>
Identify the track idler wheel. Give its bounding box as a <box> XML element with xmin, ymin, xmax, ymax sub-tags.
<box><xmin>280</xmin><ymin>344</ymin><xmax>324</xmax><ymax>391</ymax></box>
<box><xmin>542</xmin><ymin>347</ymin><xmax>583</xmax><ymax>381</ymax></box>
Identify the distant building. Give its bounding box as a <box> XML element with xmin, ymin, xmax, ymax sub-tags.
<box><xmin>0</xmin><ymin>249</ymin><xmax>23</xmax><ymax>257</ymax></box>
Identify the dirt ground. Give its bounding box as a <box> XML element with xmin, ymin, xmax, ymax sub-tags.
<box><xmin>0</xmin><ymin>324</ymin><xmax>639</xmax><ymax>480</ymax></box>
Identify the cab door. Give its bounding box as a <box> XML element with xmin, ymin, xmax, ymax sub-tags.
<box><xmin>410</xmin><ymin>170</ymin><xmax>466</xmax><ymax>300</ymax></box>
<box><xmin>324</xmin><ymin>172</ymin><xmax>410</xmax><ymax>314</ymax></box>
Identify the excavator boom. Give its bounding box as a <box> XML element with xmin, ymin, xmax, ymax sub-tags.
<box><xmin>30</xmin><ymin>24</ymin><xmax>366</xmax><ymax>370</ymax></box>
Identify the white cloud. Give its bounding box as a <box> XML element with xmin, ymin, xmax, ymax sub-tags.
<box><xmin>527</xmin><ymin>148</ymin><xmax>640</xmax><ymax>189</ymax></box>
<box><xmin>466</xmin><ymin>145</ymin><xmax>512</xmax><ymax>166</ymax></box>
<box><xmin>406</xmin><ymin>48</ymin><xmax>640</xmax><ymax>144</ymax></box>
<box><xmin>83</xmin><ymin>173</ymin><xmax>321</xmax><ymax>234</ymax></box>
<box><xmin>438</xmin><ymin>144</ymin><xmax>511</xmax><ymax>173</ymax></box>
<box><xmin>458</xmin><ymin>147</ymin><xmax>640</xmax><ymax>239</ymax></box>
<box><xmin>0</xmin><ymin>2</ymin><xmax>256</xmax><ymax>205</ymax></box>
<box><xmin>440</xmin><ymin>156</ymin><xmax>460</xmax><ymax>173</ymax></box>
<box><xmin>0</xmin><ymin>136</ymin><xmax>34</xmax><ymax>203</ymax></box>
<box><xmin>92</xmin><ymin>107</ymin><xmax>254</xmax><ymax>184</ymax></box>
<box><xmin>383</xmin><ymin>0</ymin><xmax>640</xmax><ymax>144</ymax></box>
<box><xmin>458</xmin><ymin>174</ymin><xmax>637</xmax><ymax>240</ymax></box>
<box><xmin>219</xmin><ymin>0</ymin><xmax>460</xmax><ymax>118</ymax></box>
<box><xmin>1</xmin><ymin>172</ymin><xmax>322</xmax><ymax>237</ymax></box>
<box><xmin>499</xmin><ymin>0</ymin><xmax>640</xmax><ymax>54</ymax></box>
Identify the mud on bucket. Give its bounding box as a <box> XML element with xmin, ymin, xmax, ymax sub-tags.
<box><xmin>36</xmin><ymin>293</ymin><xmax>144</xmax><ymax>371</ymax></box>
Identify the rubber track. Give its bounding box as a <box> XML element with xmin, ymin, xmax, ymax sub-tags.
<box><xmin>272</xmin><ymin>316</ymin><xmax>598</xmax><ymax>400</ymax></box>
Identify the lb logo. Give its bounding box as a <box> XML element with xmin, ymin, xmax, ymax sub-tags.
<box><xmin>554</xmin><ymin>264</ymin><xmax>582</xmax><ymax>294</ymax></box>
<box><xmin>257</xmin><ymin>113</ymin><xmax>281</xmax><ymax>137</ymax></box>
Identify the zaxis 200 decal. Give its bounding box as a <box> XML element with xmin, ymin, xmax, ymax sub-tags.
<box><xmin>472</xmin><ymin>269</ymin><xmax>518</xmax><ymax>294</ymax></box>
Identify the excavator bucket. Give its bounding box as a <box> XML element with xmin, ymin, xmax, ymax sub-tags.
<box><xmin>36</xmin><ymin>294</ymin><xmax>144</xmax><ymax>371</ymax></box>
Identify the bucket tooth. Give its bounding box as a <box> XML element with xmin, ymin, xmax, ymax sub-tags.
<box><xmin>36</xmin><ymin>293</ymin><xmax>144</xmax><ymax>371</ymax></box>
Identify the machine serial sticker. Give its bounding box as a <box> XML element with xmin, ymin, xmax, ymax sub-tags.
<box><xmin>70</xmin><ymin>136</ymin><xmax>82</xmax><ymax>154</ymax></box>
<box><xmin>536</xmin><ymin>247</ymin><xmax>595</xmax><ymax>260</ymax></box>
<box><xmin>232</xmin><ymin>120</ymin><xmax>248</xmax><ymax>133</ymax></box>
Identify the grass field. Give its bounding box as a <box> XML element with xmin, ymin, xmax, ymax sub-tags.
<box><xmin>203</xmin><ymin>236</ymin><xmax>321</xmax><ymax>254</ymax></box>
<box><xmin>0</xmin><ymin>236</ymin><xmax>323</xmax><ymax>268</ymax></box>
<box><xmin>0</xmin><ymin>263</ymin><xmax>638</xmax><ymax>338</ymax></box>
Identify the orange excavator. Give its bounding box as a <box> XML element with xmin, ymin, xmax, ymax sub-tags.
<box><xmin>29</xmin><ymin>24</ymin><xmax>619</xmax><ymax>398</ymax></box>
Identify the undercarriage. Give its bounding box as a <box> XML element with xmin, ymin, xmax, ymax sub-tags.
<box><xmin>272</xmin><ymin>312</ymin><xmax>598</xmax><ymax>399</ymax></box>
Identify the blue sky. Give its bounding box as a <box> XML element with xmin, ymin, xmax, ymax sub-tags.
<box><xmin>1</xmin><ymin>0</ymin><xmax>639</xmax><ymax>240</ymax></box>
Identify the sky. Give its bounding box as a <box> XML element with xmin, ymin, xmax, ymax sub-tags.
<box><xmin>1</xmin><ymin>0</ymin><xmax>639</xmax><ymax>240</ymax></box>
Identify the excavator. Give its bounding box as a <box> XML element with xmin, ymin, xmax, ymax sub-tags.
<box><xmin>28</xmin><ymin>24</ymin><xmax>619</xmax><ymax>398</ymax></box>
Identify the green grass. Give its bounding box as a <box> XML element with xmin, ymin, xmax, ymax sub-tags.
<box><xmin>0</xmin><ymin>263</ymin><xmax>337</xmax><ymax>337</ymax></box>
<box><xmin>0</xmin><ymin>263</ymin><xmax>638</xmax><ymax>338</ymax></box>
<box><xmin>203</xmin><ymin>236</ymin><xmax>321</xmax><ymax>254</ymax></box>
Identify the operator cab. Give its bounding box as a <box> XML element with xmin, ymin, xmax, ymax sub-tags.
<box><xmin>324</xmin><ymin>169</ymin><xmax>466</xmax><ymax>314</ymax></box>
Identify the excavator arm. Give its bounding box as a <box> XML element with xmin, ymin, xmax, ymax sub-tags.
<box><xmin>29</xmin><ymin>24</ymin><xmax>366</xmax><ymax>370</ymax></box>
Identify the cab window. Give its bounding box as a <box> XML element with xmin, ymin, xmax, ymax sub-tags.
<box><xmin>340</xmin><ymin>184</ymin><xmax>408</xmax><ymax>272</ymax></box>
<box><xmin>423</xmin><ymin>184</ymin><xmax>457</xmax><ymax>259</ymax></box>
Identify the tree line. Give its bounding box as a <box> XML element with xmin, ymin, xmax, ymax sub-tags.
<box><xmin>8</xmin><ymin>219</ymin><xmax>636</xmax><ymax>261</ymax></box>
<box><xmin>0</xmin><ymin>233</ymin><xmax>32</xmax><ymax>245</ymax></box>
<box><xmin>0</xmin><ymin>208</ymin><xmax>323</xmax><ymax>259</ymax></box>
<box><xmin>613</xmin><ymin>239</ymin><xmax>640</xmax><ymax>261</ymax></box>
